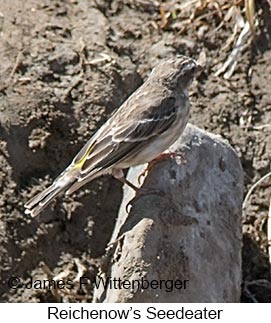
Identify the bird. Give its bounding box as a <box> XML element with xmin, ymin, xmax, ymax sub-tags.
<box><xmin>24</xmin><ymin>55</ymin><xmax>202</xmax><ymax>217</ymax></box>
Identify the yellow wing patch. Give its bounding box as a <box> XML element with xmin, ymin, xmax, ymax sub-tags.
<box><xmin>72</xmin><ymin>144</ymin><xmax>95</xmax><ymax>170</ymax></box>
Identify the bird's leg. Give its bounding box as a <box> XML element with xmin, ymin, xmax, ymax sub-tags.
<box><xmin>117</xmin><ymin>176</ymin><xmax>140</xmax><ymax>192</ymax></box>
<box><xmin>112</xmin><ymin>169</ymin><xmax>139</xmax><ymax>192</ymax></box>
<box><xmin>112</xmin><ymin>168</ymin><xmax>164</xmax><ymax>213</ymax></box>
<box><xmin>138</xmin><ymin>150</ymin><xmax>182</xmax><ymax>184</ymax></box>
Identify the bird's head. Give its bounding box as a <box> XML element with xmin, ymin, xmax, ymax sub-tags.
<box><xmin>149</xmin><ymin>55</ymin><xmax>202</xmax><ymax>92</ymax></box>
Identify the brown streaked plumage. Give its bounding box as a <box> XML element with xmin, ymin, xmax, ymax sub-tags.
<box><xmin>24</xmin><ymin>56</ymin><xmax>201</xmax><ymax>217</ymax></box>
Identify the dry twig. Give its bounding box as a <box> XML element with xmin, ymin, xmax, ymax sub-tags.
<box><xmin>243</xmin><ymin>172</ymin><xmax>271</xmax><ymax>209</ymax></box>
<box><xmin>215</xmin><ymin>20</ymin><xmax>251</xmax><ymax>79</ymax></box>
<box><xmin>245</xmin><ymin>0</ymin><xmax>256</xmax><ymax>35</ymax></box>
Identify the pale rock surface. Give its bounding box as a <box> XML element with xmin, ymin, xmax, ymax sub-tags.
<box><xmin>93</xmin><ymin>124</ymin><xmax>243</xmax><ymax>303</ymax></box>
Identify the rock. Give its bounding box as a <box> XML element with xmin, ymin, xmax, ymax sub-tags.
<box><xmin>93</xmin><ymin>124</ymin><xmax>243</xmax><ymax>303</ymax></box>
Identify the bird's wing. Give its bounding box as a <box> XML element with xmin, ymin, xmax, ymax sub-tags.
<box><xmin>69</xmin><ymin>95</ymin><xmax>177</xmax><ymax>180</ymax></box>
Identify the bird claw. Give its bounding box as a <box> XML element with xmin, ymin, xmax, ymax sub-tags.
<box><xmin>137</xmin><ymin>151</ymin><xmax>181</xmax><ymax>185</ymax></box>
<box><xmin>137</xmin><ymin>169</ymin><xmax>148</xmax><ymax>185</ymax></box>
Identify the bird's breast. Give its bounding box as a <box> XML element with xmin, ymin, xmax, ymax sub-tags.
<box><xmin>118</xmin><ymin>98</ymin><xmax>190</xmax><ymax>168</ymax></box>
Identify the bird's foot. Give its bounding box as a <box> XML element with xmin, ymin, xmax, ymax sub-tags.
<box><xmin>138</xmin><ymin>151</ymin><xmax>185</xmax><ymax>184</ymax></box>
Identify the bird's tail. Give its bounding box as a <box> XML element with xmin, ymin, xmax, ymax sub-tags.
<box><xmin>24</xmin><ymin>169</ymin><xmax>78</xmax><ymax>217</ymax></box>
